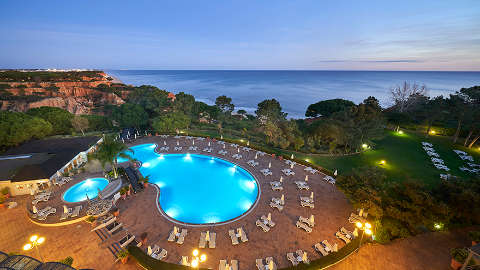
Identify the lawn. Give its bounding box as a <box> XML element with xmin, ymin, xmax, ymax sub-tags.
<box><xmin>296</xmin><ymin>130</ymin><xmax>480</xmax><ymax>187</ymax></box>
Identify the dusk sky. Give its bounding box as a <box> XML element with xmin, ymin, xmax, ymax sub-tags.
<box><xmin>1</xmin><ymin>0</ymin><xmax>479</xmax><ymax>70</ymax></box>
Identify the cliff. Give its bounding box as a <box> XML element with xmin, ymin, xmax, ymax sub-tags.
<box><xmin>0</xmin><ymin>71</ymin><xmax>132</xmax><ymax>114</ymax></box>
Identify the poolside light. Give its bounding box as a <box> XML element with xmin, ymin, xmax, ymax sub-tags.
<box><xmin>362</xmin><ymin>144</ymin><xmax>368</xmax><ymax>149</ymax></box>
<box><xmin>177</xmin><ymin>141</ymin><xmax>179</xmax><ymax>146</ymax></box>
<box><xmin>430</xmin><ymin>130</ymin><xmax>436</xmax><ymax>135</ymax></box>
<box><xmin>191</xmin><ymin>249</ymin><xmax>206</xmax><ymax>268</ymax></box>
<box><xmin>291</xmin><ymin>154</ymin><xmax>294</xmax><ymax>159</ymax></box>
<box><xmin>247</xmin><ymin>141</ymin><xmax>250</xmax><ymax>146</ymax></box>
<box><xmin>221</xmin><ymin>135</ymin><xmax>223</xmax><ymax>140</ymax></box>
<box><xmin>24</xmin><ymin>235</ymin><xmax>45</xmax><ymax>261</ymax></box>
<box><xmin>240</xmin><ymin>139</ymin><xmax>244</xmax><ymax>142</ymax></box>
<box><xmin>192</xmin><ymin>140</ymin><xmax>195</xmax><ymax>145</ymax></box>
<box><xmin>398</xmin><ymin>130</ymin><xmax>404</xmax><ymax>134</ymax></box>
<box><xmin>163</xmin><ymin>141</ymin><xmax>166</xmax><ymax>146</ymax></box>
<box><xmin>305</xmin><ymin>158</ymin><xmax>310</xmax><ymax>162</ymax></box>
<box><xmin>305</xmin><ymin>175</ymin><xmax>308</xmax><ymax>181</ymax></box>
<box><xmin>379</xmin><ymin>160</ymin><xmax>386</xmax><ymax>165</ymax></box>
<box><xmin>268</xmin><ymin>162</ymin><xmax>271</xmax><ymax>168</ymax></box>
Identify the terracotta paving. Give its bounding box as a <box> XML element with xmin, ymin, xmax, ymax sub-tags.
<box><xmin>0</xmin><ymin>135</ymin><xmax>472</xmax><ymax>270</ymax></box>
<box><xmin>115</xmin><ymin>136</ymin><xmax>353</xmax><ymax>269</ymax></box>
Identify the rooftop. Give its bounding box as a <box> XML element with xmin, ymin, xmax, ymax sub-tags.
<box><xmin>0</xmin><ymin>136</ymin><xmax>99</xmax><ymax>182</ymax></box>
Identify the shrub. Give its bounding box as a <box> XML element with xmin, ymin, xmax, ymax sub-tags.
<box><xmin>59</xmin><ymin>256</ymin><xmax>74</xmax><ymax>266</ymax></box>
<box><xmin>127</xmin><ymin>246</ymin><xmax>206</xmax><ymax>270</ymax></box>
<box><xmin>1</xmin><ymin>187</ymin><xmax>9</xmax><ymax>195</ymax></box>
<box><xmin>85</xmin><ymin>216</ymin><xmax>96</xmax><ymax>223</ymax></box>
<box><xmin>468</xmin><ymin>231</ymin><xmax>480</xmax><ymax>243</ymax></box>
<box><xmin>450</xmin><ymin>248</ymin><xmax>469</xmax><ymax>263</ymax></box>
<box><xmin>0</xmin><ymin>195</ymin><xmax>5</xmax><ymax>204</ymax></box>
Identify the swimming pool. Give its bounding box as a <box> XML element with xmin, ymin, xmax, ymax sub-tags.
<box><xmin>118</xmin><ymin>143</ymin><xmax>259</xmax><ymax>224</ymax></box>
<box><xmin>63</xmin><ymin>178</ymin><xmax>109</xmax><ymax>203</ymax></box>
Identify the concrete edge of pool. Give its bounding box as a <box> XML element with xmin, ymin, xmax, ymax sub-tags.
<box><xmin>119</xmin><ymin>143</ymin><xmax>263</xmax><ymax>227</ymax></box>
<box><xmin>62</xmin><ymin>177</ymin><xmax>110</xmax><ymax>203</ymax></box>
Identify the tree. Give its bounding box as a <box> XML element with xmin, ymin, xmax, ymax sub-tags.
<box><xmin>390</xmin><ymin>82</ymin><xmax>428</xmax><ymax>113</ymax></box>
<box><xmin>173</xmin><ymin>92</ymin><xmax>195</xmax><ymax>115</ymax></box>
<box><xmin>255</xmin><ymin>99</ymin><xmax>287</xmax><ymax>123</ymax></box>
<box><xmin>237</xmin><ymin>109</ymin><xmax>247</xmax><ymax>116</ymax></box>
<box><xmin>71</xmin><ymin>116</ymin><xmax>89</xmax><ymax>136</ymax></box>
<box><xmin>152</xmin><ymin>111</ymin><xmax>190</xmax><ymax>133</ymax></box>
<box><xmin>305</xmin><ymin>99</ymin><xmax>355</xmax><ymax>117</ymax></box>
<box><xmin>91</xmin><ymin>135</ymin><xmax>133</xmax><ymax>178</ymax></box>
<box><xmin>215</xmin><ymin>95</ymin><xmax>235</xmax><ymax>114</ymax></box>
<box><xmin>0</xmin><ymin>111</ymin><xmax>53</xmax><ymax>149</ymax></box>
<box><xmin>111</xmin><ymin>103</ymin><xmax>148</xmax><ymax>129</ymax></box>
<box><xmin>27</xmin><ymin>106</ymin><xmax>73</xmax><ymax>134</ymax></box>
<box><xmin>127</xmin><ymin>86</ymin><xmax>170</xmax><ymax>117</ymax></box>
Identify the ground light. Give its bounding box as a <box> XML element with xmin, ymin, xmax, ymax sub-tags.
<box><xmin>191</xmin><ymin>249</ymin><xmax>206</xmax><ymax>268</ymax></box>
<box><xmin>379</xmin><ymin>160</ymin><xmax>386</xmax><ymax>165</ymax></box>
<box><xmin>23</xmin><ymin>235</ymin><xmax>45</xmax><ymax>262</ymax></box>
<box><xmin>434</xmin><ymin>222</ymin><xmax>444</xmax><ymax>230</ymax></box>
<box><xmin>429</xmin><ymin>130</ymin><xmax>436</xmax><ymax>135</ymax></box>
<box><xmin>362</xmin><ymin>144</ymin><xmax>368</xmax><ymax>149</ymax></box>
<box><xmin>305</xmin><ymin>158</ymin><xmax>310</xmax><ymax>162</ymax></box>
<box><xmin>398</xmin><ymin>130</ymin><xmax>404</xmax><ymax>134</ymax></box>
<box><xmin>355</xmin><ymin>222</ymin><xmax>373</xmax><ymax>252</ymax></box>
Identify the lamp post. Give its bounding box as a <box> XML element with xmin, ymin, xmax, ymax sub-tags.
<box><xmin>191</xmin><ymin>249</ymin><xmax>206</xmax><ymax>268</ymax></box>
<box><xmin>355</xmin><ymin>221</ymin><xmax>372</xmax><ymax>252</ymax></box>
<box><xmin>23</xmin><ymin>235</ymin><xmax>45</xmax><ymax>262</ymax></box>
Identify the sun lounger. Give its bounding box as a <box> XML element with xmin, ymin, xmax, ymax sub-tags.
<box><xmin>322</xmin><ymin>240</ymin><xmax>337</xmax><ymax>252</ymax></box>
<box><xmin>230</xmin><ymin>260</ymin><xmax>238</xmax><ymax>270</ymax></box>
<box><xmin>220</xmin><ymin>260</ymin><xmax>228</xmax><ymax>270</ymax></box>
<box><xmin>238</xmin><ymin>227</ymin><xmax>248</xmax><ymax>242</ymax></box>
<box><xmin>32</xmin><ymin>195</ymin><xmax>50</xmax><ymax>205</ymax></box>
<box><xmin>336</xmin><ymin>231</ymin><xmax>351</xmax><ymax>243</ymax></box>
<box><xmin>256</xmin><ymin>259</ymin><xmax>265</xmax><ymax>270</ymax></box>
<box><xmin>265</xmin><ymin>257</ymin><xmax>277</xmax><ymax>270</ymax></box>
<box><xmin>60</xmin><ymin>205</ymin><xmax>72</xmax><ymax>220</ymax></box>
<box><xmin>106</xmin><ymin>221</ymin><xmax>123</xmax><ymax>234</ymax></box>
<box><xmin>37</xmin><ymin>207</ymin><xmax>56</xmax><ymax>220</ymax></box>
<box><xmin>295</xmin><ymin>181</ymin><xmax>310</xmax><ymax>190</ymax></box>
<box><xmin>261</xmin><ymin>214</ymin><xmax>275</xmax><ymax>227</ymax></box>
<box><xmin>299</xmin><ymin>215</ymin><xmax>314</xmax><ymax>227</ymax></box>
<box><xmin>229</xmin><ymin>230</ymin><xmax>239</xmax><ymax>245</ymax></box>
<box><xmin>296</xmin><ymin>250</ymin><xmax>309</xmax><ymax>264</ymax></box>
<box><xmin>300</xmin><ymin>201</ymin><xmax>314</xmax><ymax>208</ymax></box>
<box><xmin>256</xmin><ymin>220</ymin><xmax>270</xmax><ymax>232</ymax></box>
<box><xmin>180</xmin><ymin>256</ymin><xmax>190</xmax><ymax>266</ymax></box>
<box><xmin>286</xmin><ymin>253</ymin><xmax>298</xmax><ymax>266</ymax></box>
<box><xmin>156</xmin><ymin>249</ymin><xmax>167</xmax><ymax>260</ymax></box>
<box><xmin>168</xmin><ymin>226</ymin><xmax>178</xmax><ymax>242</ymax></box>
<box><xmin>296</xmin><ymin>221</ymin><xmax>312</xmax><ymax>233</ymax></box>
<box><xmin>199</xmin><ymin>232</ymin><xmax>207</xmax><ymax>248</ymax></box>
<box><xmin>177</xmin><ymin>229</ymin><xmax>187</xmax><ymax>244</ymax></box>
<box><xmin>314</xmin><ymin>243</ymin><xmax>328</xmax><ymax>256</ymax></box>
<box><xmin>270</xmin><ymin>201</ymin><xmax>284</xmax><ymax>211</ymax></box>
<box><xmin>271</xmin><ymin>183</ymin><xmax>283</xmax><ymax>191</ymax></box>
<box><xmin>71</xmin><ymin>205</ymin><xmax>82</xmax><ymax>217</ymax></box>
<box><xmin>340</xmin><ymin>227</ymin><xmax>354</xmax><ymax>239</ymax></box>
<box><xmin>209</xmin><ymin>232</ymin><xmax>216</xmax><ymax>248</ymax></box>
<box><xmin>119</xmin><ymin>233</ymin><xmax>135</xmax><ymax>248</ymax></box>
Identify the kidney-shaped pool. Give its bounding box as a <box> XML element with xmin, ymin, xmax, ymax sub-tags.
<box><xmin>118</xmin><ymin>143</ymin><xmax>259</xmax><ymax>224</ymax></box>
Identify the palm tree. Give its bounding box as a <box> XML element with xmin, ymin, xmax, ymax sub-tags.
<box><xmin>91</xmin><ymin>135</ymin><xmax>134</xmax><ymax>179</ymax></box>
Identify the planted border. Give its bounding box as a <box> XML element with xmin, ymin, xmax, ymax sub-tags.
<box><xmin>127</xmin><ymin>246</ymin><xmax>208</xmax><ymax>270</ymax></box>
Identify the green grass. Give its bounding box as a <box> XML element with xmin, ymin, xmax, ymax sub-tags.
<box><xmin>295</xmin><ymin>130</ymin><xmax>480</xmax><ymax>187</ymax></box>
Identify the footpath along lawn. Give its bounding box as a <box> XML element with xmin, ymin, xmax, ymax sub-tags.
<box><xmin>297</xmin><ymin>130</ymin><xmax>480</xmax><ymax>187</ymax></box>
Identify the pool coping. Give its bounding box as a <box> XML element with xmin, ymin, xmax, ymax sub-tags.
<box><xmin>127</xmin><ymin>142</ymin><xmax>263</xmax><ymax>227</ymax></box>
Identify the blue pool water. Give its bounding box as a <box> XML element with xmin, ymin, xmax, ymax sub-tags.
<box><xmin>63</xmin><ymin>178</ymin><xmax>109</xmax><ymax>203</ymax></box>
<box><xmin>118</xmin><ymin>144</ymin><xmax>259</xmax><ymax>224</ymax></box>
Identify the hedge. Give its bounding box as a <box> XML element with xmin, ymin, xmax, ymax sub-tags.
<box><xmin>279</xmin><ymin>238</ymin><xmax>361</xmax><ymax>270</ymax></box>
<box><xmin>127</xmin><ymin>246</ymin><xmax>209</xmax><ymax>270</ymax></box>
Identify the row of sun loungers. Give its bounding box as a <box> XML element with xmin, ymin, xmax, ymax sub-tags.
<box><xmin>159</xmin><ymin>146</ymin><xmax>169</xmax><ymax>151</ymax></box>
<box><xmin>256</xmin><ymin>257</ymin><xmax>277</xmax><ymax>270</ymax></box>
<box><xmin>256</xmin><ymin>213</ymin><xmax>275</xmax><ymax>232</ymax></box>
<box><xmin>188</xmin><ymin>146</ymin><xmax>198</xmax><ymax>151</ymax></box>
<box><xmin>228</xmin><ymin>227</ymin><xmax>248</xmax><ymax>245</ymax></box>
<box><xmin>422</xmin><ymin>143</ymin><xmax>450</xmax><ymax>171</ymax></box>
<box><xmin>314</xmin><ymin>240</ymin><xmax>338</xmax><ymax>256</ymax></box>
<box><xmin>232</xmin><ymin>154</ymin><xmax>243</xmax><ymax>160</ymax></box>
<box><xmin>454</xmin><ymin>150</ymin><xmax>474</xmax><ymax>161</ymax></box>
<box><xmin>218</xmin><ymin>150</ymin><xmax>228</xmax><ymax>155</ymax></box>
<box><xmin>60</xmin><ymin>205</ymin><xmax>82</xmax><ymax>220</ymax></box>
<box><xmin>33</xmin><ymin>206</ymin><xmax>57</xmax><ymax>220</ymax></box>
<box><xmin>287</xmin><ymin>250</ymin><xmax>309</xmax><ymax>266</ymax></box>
<box><xmin>203</xmin><ymin>147</ymin><xmax>213</xmax><ymax>153</ymax></box>
<box><xmin>304</xmin><ymin>166</ymin><xmax>318</xmax><ymax>174</ymax></box>
<box><xmin>32</xmin><ymin>193</ymin><xmax>51</xmax><ymax>205</ymax></box>
<box><xmin>219</xmin><ymin>259</ymin><xmax>239</xmax><ymax>270</ymax></box>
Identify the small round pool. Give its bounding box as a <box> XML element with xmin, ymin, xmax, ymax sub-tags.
<box><xmin>120</xmin><ymin>144</ymin><xmax>259</xmax><ymax>224</ymax></box>
<box><xmin>63</xmin><ymin>178</ymin><xmax>109</xmax><ymax>203</ymax></box>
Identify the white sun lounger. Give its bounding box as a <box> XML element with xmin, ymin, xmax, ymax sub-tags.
<box><xmin>286</xmin><ymin>253</ymin><xmax>298</xmax><ymax>266</ymax></box>
<box><xmin>336</xmin><ymin>231</ymin><xmax>351</xmax><ymax>243</ymax></box>
<box><xmin>314</xmin><ymin>243</ymin><xmax>328</xmax><ymax>256</ymax></box>
<box><xmin>256</xmin><ymin>259</ymin><xmax>265</xmax><ymax>270</ymax></box>
<box><xmin>37</xmin><ymin>207</ymin><xmax>56</xmax><ymax>220</ymax></box>
<box><xmin>71</xmin><ymin>205</ymin><xmax>82</xmax><ymax>217</ymax></box>
<box><xmin>229</xmin><ymin>230</ymin><xmax>239</xmax><ymax>245</ymax></box>
<box><xmin>296</xmin><ymin>221</ymin><xmax>312</xmax><ymax>233</ymax></box>
<box><xmin>60</xmin><ymin>205</ymin><xmax>72</xmax><ymax>220</ymax></box>
<box><xmin>296</xmin><ymin>250</ymin><xmax>309</xmax><ymax>264</ymax></box>
<box><xmin>180</xmin><ymin>256</ymin><xmax>190</xmax><ymax>266</ymax></box>
<box><xmin>341</xmin><ymin>227</ymin><xmax>354</xmax><ymax>239</ymax></box>
<box><xmin>209</xmin><ymin>232</ymin><xmax>216</xmax><ymax>248</ymax></box>
<box><xmin>168</xmin><ymin>226</ymin><xmax>178</xmax><ymax>242</ymax></box>
<box><xmin>256</xmin><ymin>220</ymin><xmax>270</xmax><ymax>232</ymax></box>
<box><xmin>177</xmin><ymin>229</ymin><xmax>187</xmax><ymax>244</ymax></box>
<box><xmin>299</xmin><ymin>215</ymin><xmax>314</xmax><ymax>227</ymax></box>
<box><xmin>199</xmin><ymin>232</ymin><xmax>207</xmax><ymax>248</ymax></box>
<box><xmin>300</xmin><ymin>201</ymin><xmax>314</xmax><ymax>208</ymax></box>
<box><xmin>154</xmin><ymin>248</ymin><xmax>167</xmax><ymax>260</ymax></box>
<box><xmin>265</xmin><ymin>257</ymin><xmax>277</xmax><ymax>270</ymax></box>
<box><xmin>269</xmin><ymin>201</ymin><xmax>283</xmax><ymax>211</ymax></box>
<box><xmin>238</xmin><ymin>227</ymin><xmax>248</xmax><ymax>242</ymax></box>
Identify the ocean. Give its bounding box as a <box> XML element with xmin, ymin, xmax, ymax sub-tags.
<box><xmin>108</xmin><ymin>70</ymin><xmax>480</xmax><ymax>119</ymax></box>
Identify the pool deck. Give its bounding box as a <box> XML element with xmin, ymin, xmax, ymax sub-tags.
<box><xmin>114</xmin><ymin>136</ymin><xmax>353</xmax><ymax>269</ymax></box>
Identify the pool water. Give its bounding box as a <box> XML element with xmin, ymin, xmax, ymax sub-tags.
<box><xmin>118</xmin><ymin>143</ymin><xmax>259</xmax><ymax>224</ymax></box>
<box><xmin>63</xmin><ymin>178</ymin><xmax>109</xmax><ymax>203</ymax></box>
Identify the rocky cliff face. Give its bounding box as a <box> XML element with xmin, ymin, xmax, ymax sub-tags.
<box><xmin>0</xmin><ymin>73</ymin><xmax>130</xmax><ymax>114</ymax></box>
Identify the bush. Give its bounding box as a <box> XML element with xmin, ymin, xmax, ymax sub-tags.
<box><xmin>1</xmin><ymin>187</ymin><xmax>9</xmax><ymax>195</ymax></box>
<box><xmin>59</xmin><ymin>256</ymin><xmax>74</xmax><ymax>266</ymax></box>
<box><xmin>468</xmin><ymin>231</ymin><xmax>480</xmax><ymax>243</ymax></box>
<box><xmin>450</xmin><ymin>248</ymin><xmax>469</xmax><ymax>263</ymax></box>
<box><xmin>85</xmin><ymin>216</ymin><xmax>96</xmax><ymax>223</ymax></box>
<box><xmin>0</xmin><ymin>195</ymin><xmax>5</xmax><ymax>204</ymax></box>
<box><xmin>127</xmin><ymin>246</ymin><xmax>207</xmax><ymax>270</ymax></box>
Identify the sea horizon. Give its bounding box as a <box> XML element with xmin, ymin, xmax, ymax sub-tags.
<box><xmin>108</xmin><ymin>70</ymin><xmax>480</xmax><ymax>119</ymax></box>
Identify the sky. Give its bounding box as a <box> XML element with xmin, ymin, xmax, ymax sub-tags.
<box><xmin>0</xmin><ymin>0</ymin><xmax>479</xmax><ymax>71</ymax></box>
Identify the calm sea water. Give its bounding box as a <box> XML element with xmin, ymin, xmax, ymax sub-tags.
<box><xmin>108</xmin><ymin>70</ymin><xmax>480</xmax><ymax>119</ymax></box>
